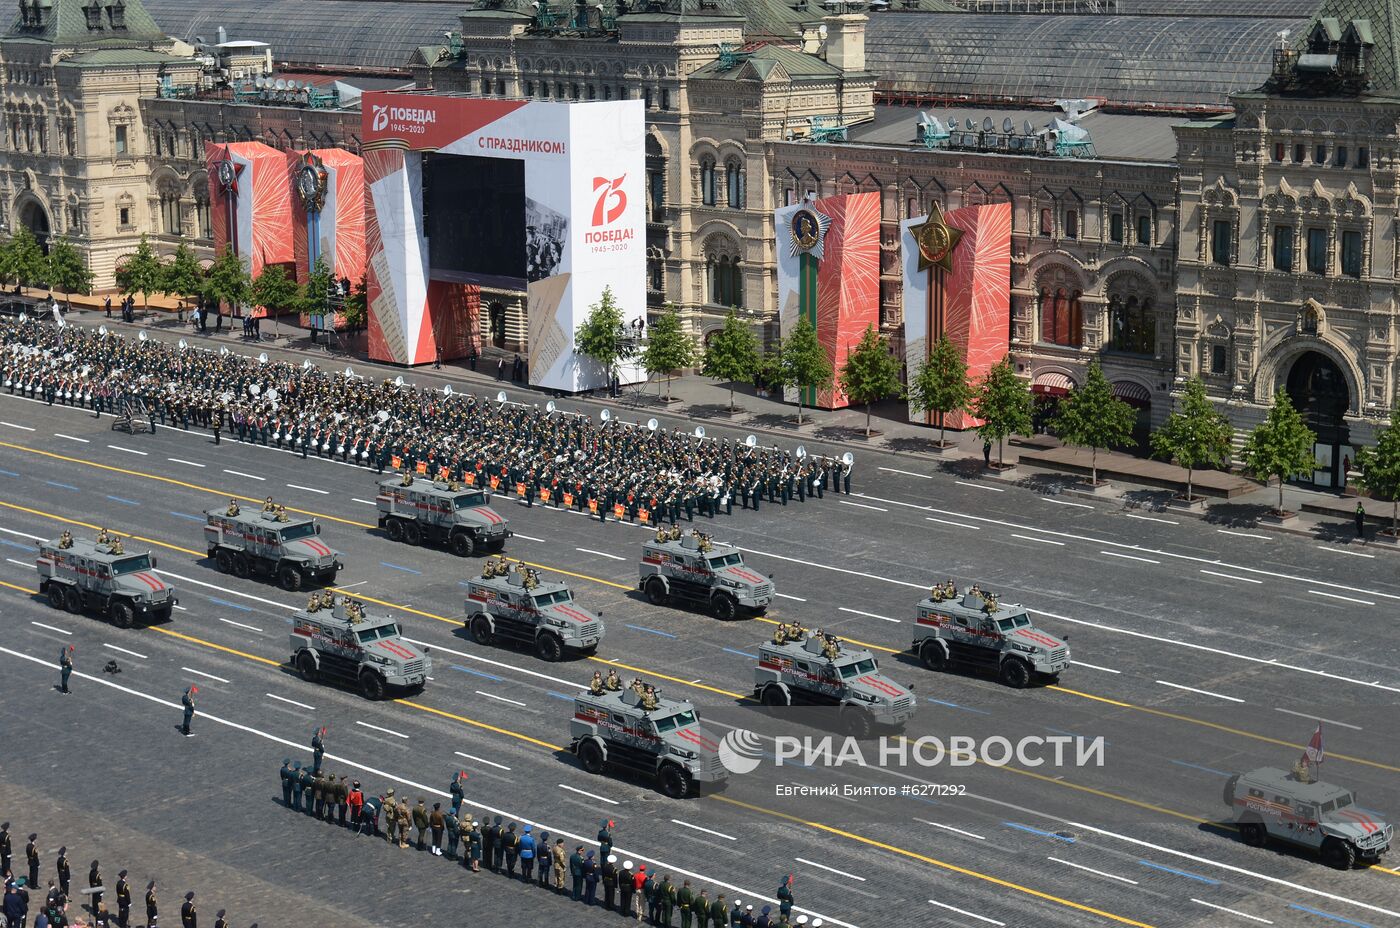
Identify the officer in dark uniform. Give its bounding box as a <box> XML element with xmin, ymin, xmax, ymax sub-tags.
<box><xmin>601</xmin><ymin>854</ymin><xmax>618</xmax><ymax>911</ymax></box>
<box><xmin>115</xmin><ymin>870</ymin><xmax>131</xmax><ymax>928</ymax></box>
<box><xmin>449</xmin><ymin>771</ymin><xmax>465</xmax><ymax>816</ymax></box>
<box><xmin>279</xmin><ymin>759</ymin><xmax>294</xmax><ymax>807</ymax></box>
<box><xmin>179</xmin><ymin>890</ymin><xmax>196</xmax><ymax>928</ymax></box>
<box><xmin>658</xmin><ymin>874</ymin><xmax>676</xmax><ymax>927</ymax></box>
<box><xmin>482</xmin><ymin>816</ymin><xmax>500</xmax><ymax>872</ymax></box>
<box><xmin>145</xmin><ymin>881</ymin><xmax>158</xmax><ymax>927</ymax></box>
<box><xmin>777</xmin><ymin>876</ymin><xmax>795</xmax><ymax>920</ymax></box>
<box><xmin>709</xmin><ymin>892</ymin><xmax>727</xmax><ymax>928</ymax></box>
<box><xmin>597</xmin><ymin>819</ymin><xmax>613</xmax><ymax>860</ymax></box>
<box><xmin>213</xmin><ymin>909</ymin><xmax>228</xmax><ymax>928</ymax></box>
<box><xmin>311</xmin><ymin>727</ymin><xmax>325</xmax><ymax>774</ymax></box>
<box><xmin>0</xmin><ymin>820</ymin><xmax>10</xmax><ymax>874</ymax></box>
<box><xmin>677</xmin><ymin>879</ymin><xmax>694</xmax><ymax>928</ymax></box>
<box><xmin>501</xmin><ymin>822</ymin><xmax>519</xmax><ymax>877</ymax></box>
<box><xmin>59</xmin><ymin>645</ymin><xmax>73</xmax><ymax>694</ymax></box>
<box><xmin>180</xmin><ymin>686</ymin><xmax>196</xmax><ymax>736</ymax></box>
<box><xmin>298</xmin><ymin>764</ymin><xmax>315</xmax><ymax>815</ymax></box>
<box><xmin>87</xmin><ymin>859</ymin><xmax>103</xmax><ymax>913</ymax></box>
<box><xmin>25</xmin><ymin>833</ymin><xmax>38</xmax><ymax>890</ymax></box>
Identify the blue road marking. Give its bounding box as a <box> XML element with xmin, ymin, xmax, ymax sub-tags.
<box><xmin>0</xmin><ymin>538</ymin><xmax>31</xmax><ymax>550</ymax></box>
<box><xmin>927</xmin><ymin>698</ymin><xmax>991</xmax><ymax>715</ymax></box>
<box><xmin>45</xmin><ymin>481</ymin><xmax>79</xmax><ymax>491</ymax></box>
<box><xmin>1169</xmin><ymin>759</ymin><xmax>1232</xmax><ymax>777</ymax></box>
<box><xmin>0</xmin><ymin>469</ymin><xmax>18</xmax><ymax>477</ymax></box>
<box><xmin>723</xmin><ymin>647</ymin><xmax>759</xmax><ymax>659</ymax></box>
<box><xmin>451</xmin><ymin>664</ymin><xmax>503</xmax><ymax>681</ymax></box>
<box><xmin>208</xmin><ymin>596</ymin><xmax>253</xmax><ymax>613</ymax></box>
<box><xmin>547</xmin><ymin>691</ymin><xmax>574</xmax><ymax>702</ymax></box>
<box><xmin>380</xmin><ymin>561</ymin><xmax>422</xmax><ymax>575</ymax></box>
<box><xmin>169</xmin><ymin>511</ymin><xmax>205</xmax><ymax>522</ymax></box>
<box><xmin>1137</xmin><ymin>860</ymin><xmax>1219</xmax><ymax>884</ymax></box>
<box><xmin>1004</xmin><ymin>823</ymin><xmax>1074</xmax><ymax>842</ymax></box>
<box><xmin>106</xmin><ymin>495</ymin><xmax>139</xmax><ymax>505</ymax></box>
<box><xmin>1288</xmin><ymin>904</ymin><xmax>1376</xmax><ymax>928</ymax></box>
<box><xmin>625</xmin><ymin>623</ymin><xmax>677</xmax><ymax>639</ymax></box>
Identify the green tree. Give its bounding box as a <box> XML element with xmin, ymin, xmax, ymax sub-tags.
<box><xmin>574</xmin><ymin>285</ymin><xmax>636</xmax><ymax>392</ymax></box>
<box><xmin>114</xmin><ymin>234</ymin><xmax>163</xmax><ymax>314</ymax></box>
<box><xmin>302</xmin><ymin>256</ymin><xmax>334</xmax><ymax>316</ymax></box>
<box><xmin>202</xmin><ymin>246</ymin><xmax>251</xmax><ymax>321</ymax></box>
<box><xmin>1051</xmin><ymin>360</ymin><xmax>1138</xmax><ymax>486</ymax></box>
<box><xmin>43</xmin><ymin>237</ymin><xmax>92</xmax><ymax>308</ymax></box>
<box><xmin>1356</xmin><ymin>425</ymin><xmax>1400</xmax><ymax>536</ymax></box>
<box><xmin>161</xmin><ymin>241</ymin><xmax>204</xmax><ymax>321</ymax></box>
<box><xmin>701</xmin><ymin>308</ymin><xmax>761</xmax><ymax>411</ymax></box>
<box><xmin>777</xmin><ymin>316</ymin><xmax>833</xmax><ymax>425</ymax></box>
<box><xmin>1150</xmin><ymin>378</ymin><xmax>1234</xmax><ymax>502</ymax></box>
<box><xmin>1241</xmin><ymin>389</ymin><xmax>1318</xmax><ymax>515</ymax></box>
<box><xmin>252</xmin><ymin>263</ymin><xmax>301</xmax><ymax>314</ymax></box>
<box><xmin>908</xmin><ymin>333</ymin><xmax>973</xmax><ymax>449</ymax></box>
<box><xmin>970</xmin><ymin>355</ymin><xmax>1032</xmax><ymax>468</ymax></box>
<box><xmin>640</xmin><ymin>304</ymin><xmax>695</xmax><ymax>401</ymax></box>
<box><xmin>341</xmin><ymin>274</ymin><xmax>368</xmax><ymax>333</ymax></box>
<box><xmin>838</xmin><ymin>324</ymin><xmax>902</xmax><ymax>438</ymax></box>
<box><xmin>6</xmin><ymin>228</ymin><xmax>45</xmax><ymax>288</ymax></box>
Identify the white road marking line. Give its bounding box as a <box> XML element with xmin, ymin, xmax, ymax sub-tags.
<box><xmin>1199</xmin><ymin>569</ymin><xmax>1263</xmax><ymax>584</ymax></box>
<box><xmin>878</xmin><ymin>466</ymin><xmax>932</xmax><ymax>479</ymax></box>
<box><xmin>106</xmin><ymin>444</ymin><xmax>147</xmax><ymax>455</ymax></box>
<box><xmin>558</xmin><ymin>783</ymin><xmax>618</xmax><ymax>805</ymax></box>
<box><xmin>1099</xmin><ymin>550</ymin><xmax>1159</xmax><ymax>564</ymax></box>
<box><xmin>1274</xmin><ymin>707</ymin><xmax>1362</xmax><ymax>731</ymax></box>
<box><xmin>513</xmin><ymin>533</ymin><xmax>546</xmax><ymax>542</ymax></box>
<box><xmin>1125</xmin><ymin>513</ymin><xmax>1177</xmax><ymax>525</ymax></box>
<box><xmin>54</xmin><ymin>433</ymin><xmax>89</xmax><ymax>443</ymax></box>
<box><xmin>182</xmin><ymin>666</ymin><xmax>230</xmax><ymax>684</ymax></box>
<box><xmin>1</xmin><ymin>421</ymin><xmax>34</xmax><ymax>431</ymax></box>
<box><xmin>1315</xmin><ymin>545</ymin><xmax>1375</xmax><ymax>559</ymax></box>
<box><xmin>774</xmin><ymin>592</ymin><xmax>807</xmax><ymax>602</ymax></box>
<box><xmin>925</xmin><ymin>516</ymin><xmax>979</xmax><ymax>530</ymax></box>
<box><xmin>928</xmin><ymin>900</ymin><xmax>1004</xmax><ymax>926</ymax></box>
<box><xmin>355</xmin><ymin>720</ymin><xmax>409</xmax><ymax>739</ymax></box>
<box><xmin>30</xmin><ymin>621</ymin><xmax>71</xmax><ymax>636</ymax></box>
<box><xmin>575</xmin><ymin>547</ymin><xmax>625</xmax><ymax>561</ymax></box>
<box><xmin>671</xmin><ymin>819</ymin><xmax>736</xmax><ymax>841</ymax></box>
<box><xmin>794</xmin><ymin>857</ymin><xmax>866</xmax><ymax>882</ymax></box>
<box><xmin>1156</xmin><ymin>680</ymin><xmax>1244</xmax><ymax>703</ymax></box>
<box><xmin>218</xmin><ymin>617</ymin><xmax>263</xmax><ymax>632</ymax></box>
<box><xmin>1011</xmin><ymin>533</ymin><xmax>1065</xmax><ymax>546</ymax></box>
<box><xmin>3</xmin><ymin>527</ymin><xmax>49</xmax><ymax>541</ymax></box>
<box><xmin>955</xmin><ymin>480</ymin><xmax>1003</xmax><ymax>492</ymax></box>
<box><xmin>1309</xmin><ymin>589</ymin><xmax>1376</xmax><ymax>606</ymax></box>
<box><xmin>837</xmin><ymin>606</ymin><xmax>900</xmax><ymax>623</ymax></box>
<box><xmin>154</xmin><ymin>569</ymin><xmax>293</xmax><ymax>611</ymax></box>
<box><xmin>351</xmin><ymin>498</ymin><xmax>377</xmax><ymax>505</ymax></box>
<box><xmin>402</xmin><ymin>637</ymin><xmax>577</xmax><ymax>689</ymax></box>
<box><xmin>286</xmin><ymin>483</ymin><xmax>329</xmax><ymax>494</ymax></box>
<box><xmin>167</xmin><ymin>458</ymin><xmax>205</xmax><ymax>468</ymax></box>
<box><xmin>838</xmin><ymin>499</ymin><xmax>888</xmax><ymax>512</ymax></box>
<box><xmin>737</xmin><ymin>545</ymin><xmax>927</xmax><ymax>589</ymax></box>
<box><xmin>103</xmin><ymin>643</ymin><xmax>147</xmax><ymax>659</ymax></box>
<box><xmin>1190</xmin><ymin>899</ymin><xmax>1273</xmax><ymax>924</ymax></box>
<box><xmin>917</xmin><ymin>819</ymin><xmax>985</xmax><ymax>840</ymax></box>
<box><xmin>1043</xmin><ymin>498</ymin><xmax>1093</xmax><ymax>509</ymax></box>
<box><xmin>1072</xmin><ymin>661</ymin><xmax>1121</xmax><ymax>674</ymax></box>
<box><xmin>1048</xmin><ymin>856</ymin><xmax>1138</xmax><ymax>884</ymax></box>
<box><xmin>475</xmin><ymin>689</ymin><xmax>527</xmax><ymax>707</ymax></box>
<box><xmin>266</xmin><ymin>693</ymin><xmax>315</xmax><ymax>711</ymax></box>
<box><xmin>337</xmin><ymin>580</ymin><xmax>368</xmax><ymax>589</ymax></box>
<box><xmin>455</xmin><ymin>750</ymin><xmax>512</xmax><ymax>771</ymax></box>
<box><xmin>223</xmin><ymin>469</ymin><xmax>265</xmax><ymax>481</ymax></box>
<box><xmin>1217</xmin><ymin>529</ymin><xmax>1269</xmax><ymax>539</ymax></box>
<box><xmin>5</xmin><ymin>557</ymin><xmax>30</xmax><ymax>567</ymax></box>
<box><xmin>173</xmin><ymin>605</ymin><xmax>187</xmax><ymax>611</ymax></box>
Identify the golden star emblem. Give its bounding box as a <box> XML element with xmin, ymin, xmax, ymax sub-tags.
<box><xmin>911</xmin><ymin>202</ymin><xmax>964</xmax><ymax>272</ymax></box>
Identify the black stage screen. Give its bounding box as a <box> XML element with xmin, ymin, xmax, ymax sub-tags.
<box><xmin>423</xmin><ymin>153</ymin><xmax>526</xmax><ymax>282</ymax></box>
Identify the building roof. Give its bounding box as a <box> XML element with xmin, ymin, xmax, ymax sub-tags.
<box><xmin>1299</xmin><ymin>0</ymin><xmax>1400</xmax><ymax>94</ymax></box>
<box><xmin>865</xmin><ymin>11</ymin><xmax>1308</xmax><ymax>109</ymax></box>
<box><xmin>57</xmin><ymin>47</ymin><xmax>180</xmax><ymax>66</ymax></box>
<box><xmin>1112</xmin><ymin>0</ymin><xmax>1319</xmax><ymax>14</ymax></box>
<box><xmin>690</xmin><ymin>44</ymin><xmax>842</xmax><ymax>81</ymax></box>
<box><xmin>6</xmin><ymin>0</ymin><xmax>168</xmax><ymax>48</ymax></box>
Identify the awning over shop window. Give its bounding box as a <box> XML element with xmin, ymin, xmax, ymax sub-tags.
<box><xmin>1112</xmin><ymin>380</ymin><xmax>1152</xmax><ymax>407</ymax></box>
<box><xmin>1032</xmin><ymin>371</ymin><xmax>1075</xmax><ymax>396</ymax></box>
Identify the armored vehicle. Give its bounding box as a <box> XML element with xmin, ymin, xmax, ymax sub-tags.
<box><xmin>912</xmin><ymin>584</ymin><xmax>1070</xmax><ymax>688</ymax></box>
<box><xmin>464</xmin><ymin>558</ymin><xmax>603</xmax><ymax>661</ymax></box>
<box><xmin>376</xmin><ymin>474</ymin><xmax>511</xmax><ymax>556</ymax></box>
<box><xmin>37</xmin><ymin>531</ymin><xmax>176</xmax><ymax>627</ymax></box>
<box><xmin>754</xmin><ymin>628</ymin><xmax>915</xmax><ymax>737</ymax></box>
<box><xmin>289</xmin><ymin>592</ymin><xmax>431</xmax><ymax>700</ymax></box>
<box><xmin>638</xmin><ymin>527</ymin><xmax>772</xmax><ymax>621</ymax></box>
<box><xmin>204</xmin><ymin>499</ymin><xmax>341</xmax><ymax>591</ymax></box>
<box><xmin>570</xmin><ymin>679</ymin><xmax>727</xmax><ymax>798</ymax></box>
<box><xmin>1225</xmin><ymin>766</ymin><xmax>1392</xmax><ymax>868</ymax></box>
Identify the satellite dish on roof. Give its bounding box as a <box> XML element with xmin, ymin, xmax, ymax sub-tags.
<box><xmin>599</xmin><ymin>408</ymin><xmax>611</xmax><ymax>422</ymax></box>
<box><xmin>274</xmin><ymin>79</ymin><xmax>287</xmax><ymax>91</ymax></box>
<box><xmin>744</xmin><ymin>434</ymin><xmax>757</xmax><ymax>448</ymax></box>
<box><xmin>982</xmin><ymin>116</ymin><xmax>993</xmax><ymax>132</ymax></box>
<box><xmin>694</xmin><ymin>425</ymin><xmax>705</xmax><ymax>439</ymax></box>
<box><xmin>965</xmin><ymin>118</ymin><xmax>976</xmax><ymax>130</ymax></box>
<box><xmin>254</xmin><ymin>76</ymin><xmax>264</xmax><ymax>89</ymax></box>
<box><xmin>646</xmin><ymin>417</ymin><xmax>658</xmax><ymax>431</ymax></box>
<box><xmin>1023</xmin><ymin>120</ymin><xmax>1034</xmax><ymax>135</ymax></box>
<box><xmin>1002</xmin><ymin>117</ymin><xmax>1014</xmax><ymax>133</ymax></box>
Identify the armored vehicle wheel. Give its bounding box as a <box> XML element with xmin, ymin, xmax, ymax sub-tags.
<box><xmin>709</xmin><ymin>593</ymin><xmax>737</xmax><ymax>621</ymax></box>
<box><xmin>1238</xmin><ymin>818</ymin><xmax>1267</xmax><ymax>848</ymax></box>
<box><xmin>360</xmin><ymin>670</ymin><xmax>386</xmax><ymax>701</ymax></box>
<box><xmin>110</xmin><ymin>601</ymin><xmax>135</xmax><ymax>629</ymax></box>
<box><xmin>578</xmin><ymin>738</ymin><xmax>606</xmax><ymax>775</ymax></box>
<box><xmin>1322</xmin><ymin>837</ymin><xmax>1355</xmax><ymax>869</ymax></box>
<box><xmin>644</xmin><ymin>577</ymin><xmax>669</xmax><ymax>606</ymax></box>
<box><xmin>449</xmin><ymin>532</ymin><xmax>475</xmax><ymax>558</ymax></box>
<box><xmin>63</xmin><ymin>585</ymin><xmax>83</xmax><ymax>614</ymax></box>
<box><xmin>297</xmin><ymin>650</ymin><xmax>318</xmax><ymax>683</ymax></box>
<box><xmin>277</xmin><ymin>565</ymin><xmax>303</xmax><ymax>592</ymax></box>
<box><xmin>232</xmin><ymin>554</ymin><xmax>251</xmax><ymax>579</ymax></box>
<box><xmin>658</xmin><ymin>763</ymin><xmax>691</xmax><ymax>799</ymax></box>
<box><xmin>46</xmin><ymin>584</ymin><xmax>65</xmax><ymax>609</ymax></box>
<box><xmin>535</xmin><ymin>632</ymin><xmax>564</xmax><ymax>662</ymax></box>
<box><xmin>215</xmin><ymin>549</ymin><xmax>234</xmax><ymax>574</ymax></box>
<box><xmin>386</xmin><ymin>518</ymin><xmax>405</xmax><ymax>542</ymax></box>
<box><xmin>402</xmin><ymin>521</ymin><xmax>423</xmax><ymax>546</ymax></box>
<box><xmin>919</xmin><ymin>641</ymin><xmax>948</xmax><ymax>672</ymax></box>
<box><xmin>841</xmin><ymin>706</ymin><xmax>874</xmax><ymax>740</ymax></box>
<box><xmin>470</xmin><ymin>614</ymin><xmax>493</xmax><ymax>646</ymax></box>
<box><xmin>998</xmin><ymin>657</ymin><xmax>1031</xmax><ymax>689</ymax></box>
<box><xmin>760</xmin><ymin>684</ymin><xmax>789</xmax><ymax>709</ymax></box>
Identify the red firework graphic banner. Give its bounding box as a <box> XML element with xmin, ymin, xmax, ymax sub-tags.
<box><xmin>814</xmin><ymin>192</ymin><xmax>881</xmax><ymax>409</ymax></box>
<box><xmin>205</xmin><ymin>141</ymin><xmax>293</xmax><ymax>293</ymax></box>
<box><xmin>289</xmin><ymin>148</ymin><xmax>366</xmax><ymax>288</ymax></box>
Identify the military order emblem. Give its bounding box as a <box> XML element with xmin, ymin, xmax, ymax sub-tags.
<box><xmin>785</xmin><ymin>205</ymin><xmax>831</xmax><ymax>260</ymax></box>
<box><xmin>215</xmin><ymin>158</ymin><xmax>239</xmax><ymax>195</ymax></box>
<box><xmin>911</xmin><ymin>201</ymin><xmax>964</xmax><ymax>272</ymax></box>
<box><xmin>295</xmin><ymin>154</ymin><xmax>329</xmax><ymax>214</ymax></box>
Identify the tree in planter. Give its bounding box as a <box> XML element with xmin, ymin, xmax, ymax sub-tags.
<box><xmin>1051</xmin><ymin>360</ymin><xmax>1138</xmax><ymax>486</ymax></box>
<box><xmin>574</xmin><ymin>285</ymin><xmax>636</xmax><ymax>394</ymax></box>
<box><xmin>1357</xmin><ymin>425</ymin><xmax>1400</xmax><ymax>537</ymax></box>
<box><xmin>202</xmin><ymin>246</ymin><xmax>252</xmax><ymax>327</ymax></box>
<box><xmin>5</xmin><ymin>228</ymin><xmax>46</xmax><ymax>288</ymax></box>
<box><xmin>341</xmin><ymin>275</ymin><xmax>368</xmax><ymax>334</ymax></box>
<box><xmin>115</xmin><ymin>234</ymin><xmax>163</xmax><ymax>315</ymax></box>
<box><xmin>907</xmin><ymin>333</ymin><xmax>972</xmax><ymax>449</ymax></box>
<box><xmin>1149</xmin><ymin>378</ymin><xmax>1233</xmax><ymax>503</ymax></box>
<box><xmin>43</xmin><ymin>237</ymin><xmax>92</xmax><ymax>309</ymax></box>
<box><xmin>1241</xmin><ymin>389</ymin><xmax>1317</xmax><ymax>515</ymax></box>
<box><xmin>776</xmin><ymin>316</ymin><xmax>833</xmax><ymax>425</ymax></box>
<box><xmin>251</xmin><ymin>264</ymin><xmax>302</xmax><ymax>335</ymax></box>
<box><xmin>701</xmin><ymin>308</ymin><xmax>760</xmax><ymax>411</ymax></box>
<box><xmin>640</xmin><ymin>304</ymin><xmax>694</xmax><ymax>401</ymax></box>
<box><xmin>160</xmin><ymin>241</ymin><xmax>204</xmax><ymax>322</ymax></box>
<box><xmin>838</xmin><ymin>324</ymin><xmax>902</xmax><ymax>438</ymax></box>
<box><xmin>970</xmin><ymin>356</ymin><xmax>1032</xmax><ymax>468</ymax></box>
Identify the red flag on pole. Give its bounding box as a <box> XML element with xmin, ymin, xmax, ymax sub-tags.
<box><xmin>1304</xmin><ymin>723</ymin><xmax>1325</xmax><ymax>767</ymax></box>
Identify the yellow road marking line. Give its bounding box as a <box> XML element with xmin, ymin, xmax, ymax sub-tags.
<box><xmin>396</xmin><ymin>699</ymin><xmax>564</xmax><ymax>751</ymax></box>
<box><xmin>711</xmin><ymin>795</ymin><xmax>1156</xmax><ymax>928</ymax></box>
<box><xmin>0</xmin><ymin>578</ymin><xmax>33</xmax><ymax>594</ymax></box>
<box><xmin>0</xmin><ymin>499</ymin><xmax>204</xmax><ymax>556</ymax></box>
<box><xmin>586</xmin><ymin>655</ymin><xmax>744</xmax><ymax>700</ymax></box>
<box><xmin>147</xmin><ymin>625</ymin><xmax>281</xmax><ymax>666</ymax></box>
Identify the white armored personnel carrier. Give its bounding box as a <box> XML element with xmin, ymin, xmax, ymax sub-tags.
<box><xmin>912</xmin><ymin>585</ymin><xmax>1070</xmax><ymax>688</ymax></box>
<box><xmin>37</xmin><ymin>532</ymin><xmax>176</xmax><ymax>627</ymax></box>
<box><xmin>289</xmin><ymin>593</ymin><xmax>431</xmax><ymax>700</ymax></box>
<box><xmin>464</xmin><ymin>559</ymin><xmax>604</xmax><ymax>661</ymax></box>
<box><xmin>754</xmin><ymin>629</ymin><xmax>916</xmax><ymax>737</ymax></box>
<box><xmin>1226</xmin><ymin>766</ymin><xmax>1392</xmax><ymax>868</ymax></box>
<box><xmin>376</xmin><ymin>474</ymin><xmax>511</xmax><ymax>556</ymax></box>
<box><xmin>638</xmin><ymin>527</ymin><xmax>773</xmax><ymax>621</ymax></box>
<box><xmin>204</xmin><ymin>500</ymin><xmax>341</xmax><ymax>591</ymax></box>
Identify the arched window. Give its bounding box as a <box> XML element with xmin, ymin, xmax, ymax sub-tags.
<box><xmin>725</xmin><ymin>157</ymin><xmax>743</xmax><ymax>209</ymax></box>
<box><xmin>1039</xmin><ymin>287</ymin><xmax>1082</xmax><ymax>348</ymax></box>
<box><xmin>159</xmin><ymin>180</ymin><xmax>182</xmax><ymax>236</ymax></box>
<box><xmin>1038</xmin><ymin>207</ymin><xmax>1052</xmax><ymax>236</ymax></box>
<box><xmin>700</xmin><ymin>157</ymin><xmax>717</xmax><ymax>207</ymax></box>
<box><xmin>706</xmin><ymin>253</ymin><xmax>743</xmax><ymax>307</ymax></box>
<box><xmin>1109</xmin><ymin>296</ymin><xmax>1155</xmax><ymax>355</ymax></box>
<box><xmin>193</xmin><ymin>188</ymin><xmax>212</xmax><ymax>240</ymax></box>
